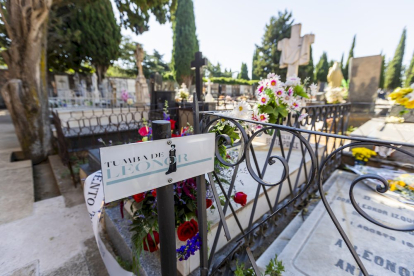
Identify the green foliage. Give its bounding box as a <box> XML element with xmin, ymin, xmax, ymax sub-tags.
<box><xmin>238</xmin><ymin>63</ymin><xmax>250</xmax><ymax>80</ymax></box>
<box><xmin>314</xmin><ymin>52</ymin><xmax>329</xmax><ymax>82</ymax></box>
<box><xmin>202</xmin><ymin>77</ymin><xmax>258</xmax><ymax>86</ymax></box>
<box><xmin>209</xmin><ymin>122</ymin><xmax>240</xmax><ymax>169</ymax></box>
<box><xmin>385</xmin><ymin>28</ymin><xmax>406</xmax><ymax>90</ymax></box>
<box><xmin>343</xmin><ymin>35</ymin><xmax>356</xmax><ymax>80</ymax></box>
<box><xmin>379</xmin><ymin>55</ymin><xmax>386</xmax><ymax>89</ymax></box>
<box><xmin>113</xmin><ymin>0</ymin><xmax>177</xmax><ymax>34</ymax></box>
<box><xmin>116</xmin><ymin>256</ymin><xmax>133</xmax><ymax>272</ymax></box>
<box><xmin>405</xmin><ymin>51</ymin><xmax>414</xmax><ymax>87</ymax></box>
<box><xmin>171</xmin><ymin>0</ymin><xmax>199</xmax><ymax>86</ymax></box>
<box><xmin>235</xmin><ymin>261</ymin><xmax>255</xmax><ymax>276</ymax></box>
<box><xmin>253</xmin><ymin>10</ymin><xmax>294</xmax><ymax>81</ymax></box>
<box><xmin>265</xmin><ymin>254</ymin><xmax>285</xmax><ymax>276</ymax></box>
<box><xmin>298</xmin><ymin>46</ymin><xmax>314</xmax><ymax>83</ymax></box>
<box><xmin>71</xmin><ymin>0</ymin><xmax>121</xmax><ymax>82</ymax></box>
<box><xmin>206</xmin><ymin>61</ymin><xmax>223</xmax><ymax>77</ymax></box>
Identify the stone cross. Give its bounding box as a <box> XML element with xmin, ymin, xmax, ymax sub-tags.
<box><xmin>204</xmin><ymin>79</ymin><xmax>214</xmax><ymax>102</ymax></box>
<box><xmin>191</xmin><ymin>52</ymin><xmax>207</xmax><ymax>101</ymax></box>
<box><xmin>277</xmin><ymin>24</ymin><xmax>315</xmax><ymax>78</ymax></box>
<box><xmin>135</xmin><ymin>43</ymin><xmax>144</xmax><ymax>77</ymax></box>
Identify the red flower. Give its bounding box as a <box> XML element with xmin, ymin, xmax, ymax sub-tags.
<box><xmin>206</xmin><ymin>198</ymin><xmax>213</xmax><ymax>209</ymax></box>
<box><xmin>234</xmin><ymin>192</ymin><xmax>247</xmax><ymax>206</ymax></box>
<box><xmin>169</xmin><ymin>119</ymin><xmax>176</xmax><ymax>130</ymax></box>
<box><xmin>133</xmin><ymin>193</ymin><xmax>145</xmax><ymax>203</ymax></box>
<box><xmin>177</xmin><ymin>219</ymin><xmax>198</xmax><ymax>241</ymax></box>
<box><xmin>143</xmin><ymin>231</ymin><xmax>160</xmax><ymax>252</ymax></box>
<box><xmin>139</xmin><ymin>126</ymin><xmax>149</xmax><ymax>137</ymax></box>
<box><xmin>151</xmin><ymin>189</ymin><xmax>157</xmax><ymax>197</ymax></box>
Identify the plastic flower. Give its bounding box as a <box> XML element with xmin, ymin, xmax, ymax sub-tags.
<box><xmin>258</xmin><ymin>94</ymin><xmax>270</xmax><ymax>106</ymax></box>
<box><xmin>282</xmin><ymin>94</ymin><xmax>292</xmax><ymax>104</ymax></box>
<box><xmin>234</xmin><ymin>192</ymin><xmax>247</xmax><ymax>206</ymax></box>
<box><xmin>290</xmin><ymin>100</ymin><xmax>301</xmax><ymax>112</ymax></box>
<box><xmin>233</xmin><ymin>101</ymin><xmax>251</xmax><ymax>118</ymax></box>
<box><xmin>310</xmin><ymin>83</ymin><xmax>318</xmax><ymax>96</ymax></box>
<box><xmin>133</xmin><ymin>193</ymin><xmax>146</xmax><ymax>203</ymax></box>
<box><xmin>275</xmin><ymin>88</ymin><xmax>284</xmax><ymax>98</ymax></box>
<box><xmin>298</xmin><ymin>113</ymin><xmax>308</xmax><ymax>122</ymax></box>
<box><xmin>285</xmin><ymin>75</ymin><xmax>301</xmax><ymax>86</ymax></box>
<box><xmin>257</xmin><ymin>85</ymin><xmax>265</xmax><ymax>95</ymax></box>
<box><xmin>258</xmin><ymin>113</ymin><xmax>269</xmax><ymax>123</ymax></box>
<box><xmin>127</xmin><ymin>98</ymin><xmax>133</xmax><ymax>105</ymax></box>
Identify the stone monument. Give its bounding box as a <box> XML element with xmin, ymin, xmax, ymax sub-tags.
<box><xmin>204</xmin><ymin>79</ymin><xmax>214</xmax><ymax>102</ymax></box>
<box><xmin>91</xmin><ymin>73</ymin><xmax>100</xmax><ymax>103</ymax></box>
<box><xmin>327</xmin><ymin>62</ymin><xmax>344</xmax><ymax>88</ymax></box>
<box><xmin>54</xmin><ymin>75</ymin><xmax>70</xmax><ymax>98</ymax></box>
<box><xmin>348</xmin><ymin>55</ymin><xmax>382</xmax><ymax>126</ymax></box>
<box><xmin>277</xmin><ymin>24</ymin><xmax>315</xmax><ymax>78</ymax></box>
<box><xmin>135</xmin><ymin>43</ymin><xmax>149</xmax><ymax>106</ymax></box>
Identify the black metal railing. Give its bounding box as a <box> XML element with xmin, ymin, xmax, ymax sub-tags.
<box><xmin>194</xmin><ymin>101</ymin><xmax>414</xmax><ymax>276</ymax></box>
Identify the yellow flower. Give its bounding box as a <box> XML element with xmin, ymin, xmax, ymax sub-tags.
<box><xmin>396</xmin><ymin>97</ymin><xmax>409</xmax><ymax>106</ymax></box>
<box><xmin>397</xmin><ymin>181</ymin><xmax>406</xmax><ymax>187</ymax></box>
<box><xmin>405</xmin><ymin>100</ymin><xmax>414</xmax><ymax>109</ymax></box>
<box><xmin>389</xmin><ymin>91</ymin><xmax>403</xmax><ymax>100</ymax></box>
<box><xmin>390</xmin><ymin>183</ymin><xmax>397</xmax><ymax>191</ymax></box>
<box><xmin>408</xmin><ymin>185</ymin><xmax>414</xmax><ymax>191</ymax></box>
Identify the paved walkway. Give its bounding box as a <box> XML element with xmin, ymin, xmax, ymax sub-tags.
<box><xmin>0</xmin><ymin>111</ymin><xmax>107</xmax><ymax>276</ymax></box>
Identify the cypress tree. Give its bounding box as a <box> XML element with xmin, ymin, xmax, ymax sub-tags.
<box><xmin>344</xmin><ymin>35</ymin><xmax>356</xmax><ymax>80</ymax></box>
<box><xmin>314</xmin><ymin>52</ymin><xmax>329</xmax><ymax>82</ymax></box>
<box><xmin>238</xmin><ymin>63</ymin><xmax>249</xmax><ymax>80</ymax></box>
<box><xmin>340</xmin><ymin>53</ymin><xmax>344</xmax><ymax>69</ymax></box>
<box><xmin>405</xmin><ymin>51</ymin><xmax>414</xmax><ymax>87</ymax></box>
<box><xmin>379</xmin><ymin>55</ymin><xmax>386</xmax><ymax>89</ymax></box>
<box><xmin>385</xmin><ymin>28</ymin><xmax>406</xmax><ymax>90</ymax></box>
<box><xmin>252</xmin><ymin>47</ymin><xmax>259</xmax><ymax>80</ymax></box>
<box><xmin>72</xmin><ymin>0</ymin><xmax>121</xmax><ymax>83</ymax></box>
<box><xmin>298</xmin><ymin>46</ymin><xmax>314</xmax><ymax>83</ymax></box>
<box><xmin>171</xmin><ymin>0</ymin><xmax>199</xmax><ymax>87</ymax></box>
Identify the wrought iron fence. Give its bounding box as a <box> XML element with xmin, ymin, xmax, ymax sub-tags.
<box><xmin>194</xmin><ymin>101</ymin><xmax>414</xmax><ymax>276</ymax></box>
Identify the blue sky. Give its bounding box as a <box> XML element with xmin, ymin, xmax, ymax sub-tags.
<box><xmin>112</xmin><ymin>0</ymin><xmax>414</xmax><ymax>78</ymax></box>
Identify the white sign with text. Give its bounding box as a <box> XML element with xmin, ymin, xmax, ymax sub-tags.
<box><xmin>100</xmin><ymin>133</ymin><xmax>215</xmax><ymax>202</ymax></box>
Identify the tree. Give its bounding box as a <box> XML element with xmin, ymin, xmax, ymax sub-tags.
<box><xmin>70</xmin><ymin>0</ymin><xmax>121</xmax><ymax>84</ymax></box>
<box><xmin>252</xmin><ymin>47</ymin><xmax>259</xmax><ymax>80</ymax></box>
<box><xmin>206</xmin><ymin>61</ymin><xmax>223</xmax><ymax>78</ymax></box>
<box><xmin>340</xmin><ymin>53</ymin><xmax>344</xmax><ymax>69</ymax></box>
<box><xmin>143</xmin><ymin>50</ymin><xmax>170</xmax><ymax>78</ymax></box>
<box><xmin>314</xmin><ymin>52</ymin><xmax>329</xmax><ymax>82</ymax></box>
<box><xmin>379</xmin><ymin>55</ymin><xmax>386</xmax><ymax>89</ymax></box>
<box><xmin>298</xmin><ymin>46</ymin><xmax>314</xmax><ymax>83</ymax></box>
<box><xmin>0</xmin><ymin>0</ymin><xmax>176</xmax><ymax>163</ymax></box>
<box><xmin>385</xmin><ymin>28</ymin><xmax>406</xmax><ymax>90</ymax></box>
<box><xmin>238</xmin><ymin>63</ymin><xmax>249</xmax><ymax>80</ymax></box>
<box><xmin>343</xmin><ymin>35</ymin><xmax>356</xmax><ymax>81</ymax></box>
<box><xmin>405</xmin><ymin>51</ymin><xmax>414</xmax><ymax>87</ymax></box>
<box><xmin>253</xmin><ymin>10</ymin><xmax>294</xmax><ymax>81</ymax></box>
<box><xmin>171</xmin><ymin>0</ymin><xmax>198</xmax><ymax>87</ymax></box>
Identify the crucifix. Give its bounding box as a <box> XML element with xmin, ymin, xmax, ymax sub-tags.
<box><xmin>277</xmin><ymin>24</ymin><xmax>315</xmax><ymax>78</ymax></box>
<box><xmin>191</xmin><ymin>51</ymin><xmax>207</xmax><ymax>101</ymax></box>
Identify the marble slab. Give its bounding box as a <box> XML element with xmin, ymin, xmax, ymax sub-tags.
<box><xmin>278</xmin><ymin>170</ymin><xmax>414</xmax><ymax>276</ymax></box>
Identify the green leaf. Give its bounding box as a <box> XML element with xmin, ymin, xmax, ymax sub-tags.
<box><xmin>294</xmin><ymin>85</ymin><xmax>309</xmax><ymax>98</ymax></box>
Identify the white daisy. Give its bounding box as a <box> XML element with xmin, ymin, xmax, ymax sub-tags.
<box><xmin>258</xmin><ymin>94</ymin><xmax>270</xmax><ymax>105</ymax></box>
<box><xmin>233</xmin><ymin>101</ymin><xmax>251</xmax><ymax>119</ymax></box>
<box><xmin>282</xmin><ymin>94</ymin><xmax>292</xmax><ymax>105</ymax></box>
<box><xmin>290</xmin><ymin>99</ymin><xmax>302</xmax><ymax>112</ymax></box>
<box><xmin>274</xmin><ymin>88</ymin><xmax>285</xmax><ymax>98</ymax></box>
<box><xmin>298</xmin><ymin>113</ymin><xmax>308</xmax><ymax>122</ymax></box>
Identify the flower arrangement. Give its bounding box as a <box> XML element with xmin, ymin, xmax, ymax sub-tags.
<box><xmin>251</xmin><ymin>74</ymin><xmax>315</xmax><ymax>125</ymax></box>
<box><xmin>388</xmin><ymin>174</ymin><xmax>414</xmax><ymax>201</ymax></box>
<box><xmin>351</xmin><ymin>147</ymin><xmax>376</xmax><ymax>164</ymax></box>
<box><xmin>175</xmin><ymin>83</ymin><xmax>190</xmax><ymax>101</ymax></box>
<box><xmin>325</xmin><ymin>87</ymin><xmax>347</xmax><ymax>104</ymax></box>
<box><xmin>388</xmin><ymin>86</ymin><xmax>414</xmax><ymax>116</ymax></box>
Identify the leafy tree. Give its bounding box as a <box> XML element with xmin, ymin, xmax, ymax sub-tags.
<box><xmin>238</xmin><ymin>63</ymin><xmax>249</xmax><ymax>80</ymax></box>
<box><xmin>379</xmin><ymin>55</ymin><xmax>386</xmax><ymax>89</ymax></box>
<box><xmin>314</xmin><ymin>52</ymin><xmax>329</xmax><ymax>82</ymax></box>
<box><xmin>405</xmin><ymin>51</ymin><xmax>414</xmax><ymax>87</ymax></box>
<box><xmin>70</xmin><ymin>0</ymin><xmax>121</xmax><ymax>83</ymax></box>
<box><xmin>253</xmin><ymin>10</ymin><xmax>294</xmax><ymax>81</ymax></box>
<box><xmin>206</xmin><ymin>61</ymin><xmax>223</xmax><ymax>78</ymax></box>
<box><xmin>385</xmin><ymin>28</ymin><xmax>406</xmax><ymax>90</ymax></box>
<box><xmin>114</xmin><ymin>0</ymin><xmax>177</xmax><ymax>34</ymax></box>
<box><xmin>252</xmin><ymin>47</ymin><xmax>259</xmax><ymax>80</ymax></box>
<box><xmin>171</xmin><ymin>0</ymin><xmax>199</xmax><ymax>87</ymax></box>
<box><xmin>340</xmin><ymin>53</ymin><xmax>344</xmax><ymax>69</ymax></box>
<box><xmin>298</xmin><ymin>46</ymin><xmax>314</xmax><ymax>83</ymax></box>
<box><xmin>343</xmin><ymin>35</ymin><xmax>356</xmax><ymax>80</ymax></box>
<box><xmin>222</xmin><ymin>69</ymin><xmax>233</xmax><ymax>78</ymax></box>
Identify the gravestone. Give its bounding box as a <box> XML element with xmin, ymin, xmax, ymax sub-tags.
<box><xmin>277</xmin><ymin>24</ymin><xmax>315</xmax><ymax>78</ymax></box>
<box><xmin>276</xmin><ymin>171</ymin><xmax>414</xmax><ymax>276</ymax></box>
<box><xmin>54</xmin><ymin>75</ymin><xmax>71</xmax><ymax>98</ymax></box>
<box><xmin>348</xmin><ymin>55</ymin><xmax>382</xmax><ymax>126</ymax></box>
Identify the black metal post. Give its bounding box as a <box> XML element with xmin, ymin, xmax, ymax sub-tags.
<box><xmin>153</xmin><ymin>120</ymin><xmax>177</xmax><ymax>276</ymax></box>
<box><xmin>191</xmin><ymin>51</ymin><xmax>207</xmax><ymax>102</ymax></box>
<box><xmin>193</xmin><ymin>94</ymin><xmax>208</xmax><ymax>276</ymax></box>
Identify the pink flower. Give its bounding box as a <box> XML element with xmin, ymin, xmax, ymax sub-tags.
<box><xmin>275</xmin><ymin>89</ymin><xmax>284</xmax><ymax>97</ymax></box>
<box><xmin>270</xmin><ymin>79</ymin><xmax>277</xmax><ymax>87</ymax></box>
<box><xmin>258</xmin><ymin>113</ymin><xmax>269</xmax><ymax>122</ymax></box>
<box><xmin>258</xmin><ymin>94</ymin><xmax>269</xmax><ymax>105</ymax></box>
